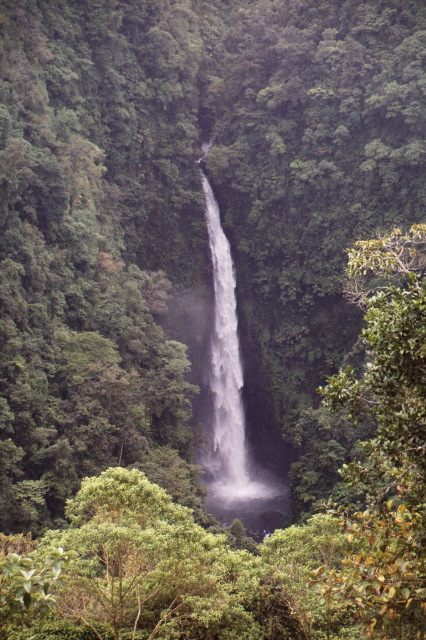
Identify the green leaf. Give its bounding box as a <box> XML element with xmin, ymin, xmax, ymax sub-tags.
<box><xmin>22</xmin><ymin>580</ymin><xmax>32</xmax><ymax>593</ymax></box>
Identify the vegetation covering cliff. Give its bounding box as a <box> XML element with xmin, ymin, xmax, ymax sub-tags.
<box><xmin>202</xmin><ymin>0</ymin><xmax>426</xmax><ymax>513</ymax></box>
<box><xmin>0</xmin><ymin>0</ymin><xmax>426</xmax><ymax>637</ymax></box>
<box><xmin>1</xmin><ymin>0</ymin><xmax>425</xmax><ymax>527</ymax></box>
<box><xmin>0</xmin><ymin>0</ymin><xmax>223</xmax><ymax>533</ymax></box>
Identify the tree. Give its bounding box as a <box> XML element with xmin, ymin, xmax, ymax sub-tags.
<box><xmin>288</xmin><ymin>407</ymin><xmax>372</xmax><ymax>520</ymax></box>
<box><xmin>40</xmin><ymin>468</ymin><xmax>262</xmax><ymax>640</ymax></box>
<box><xmin>261</xmin><ymin>514</ymin><xmax>360</xmax><ymax>640</ymax></box>
<box><xmin>316</xmin><ymin>500</ymin><xmax>426</xmax><ymax>640</ymax></box>
<box><xmin>136</xmin><ymin>445</ymin><xmax>207</xmax><ymax>519</ymax></box>
<box><xmin>343</xmin><ymin>224</ymin><xmax>426</xmax><ymax>306</ymax></box>
<box><xmin>203</xmin><ymin>0</ymin><xmax>426</xmax><ymax>472</ymax></box>
<box><xmin>318</xmin><ymin>227</ymin><xmax>426</xmax><ymax>638</ymax></box>
<box><xmin>38</xmin><ymin>468</ymin><xmax>307</xmax><ymax>640</ymax></box>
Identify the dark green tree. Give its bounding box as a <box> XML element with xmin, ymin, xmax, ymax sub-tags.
<box><xmin>318</xmin><ymin>226</ymin><xmax>426</xmax><ymax>638</ymax></box>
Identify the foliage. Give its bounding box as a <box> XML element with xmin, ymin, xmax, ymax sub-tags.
<box><xmin>1</xmin><ymin>618</ymin><xmax>113</xmax><ymax>640</ymax></box>
<box><xmin>225</xmin><ymin>519</ymin><xmax>258</xmax><ymax>554</ymax></box>
<box><xmin>317</xmin><ymin>501</ymin><xmax>426</xmax><ymax>640</ymax></box>
<box><xmin>135</xmin><ymin>446</ymin><xmax>208</xmax><ymax>524</ymax></box>
<box><xmin>0</xmin><ymin>547</ymin><xmax>73</xmax><ymax>621</ymax></box>
<box><xmin>202</xmin><ymin>0</ymin><xmax>426</xmax><ymax>488</ymax></box>
<box><xmin>38</xmin><ymin>468</ymin><xmax>306</xmax><ymax>640</ymax></box>
<box><xmin>344</xmin><ymin>223</ymin><xmax>426</xmax><ymax>305</ymax></box>
<box><xmin>317</xmin><ymin>233</ymin><xmax>426</xmax><ymax>638</ymax></box>
<box><xmin>261</xmin><ymin>514</ymin><xmax>362</xmax><ymax>640</ymax></box>
<box><xmin>0</xmin><ymin>533</ymin><xmax>37</xmax><ymax>558</ymax></box>
<box><xmin>0</xmin><ymin>13</ymin><xmax>426</xmax><ymax>640</ymax></box>
<box><xmin>288</xmin><ymin>407</ymin><xmax>371</xmax><ymax>520</ymax></box>
<box><xmin>322</xmin><ymin>275</ymin><xmax>426</xmax><ymax>479</ymax></box>
<box><xmin>0</xmin><ymin>0</ymin><xmax>424</xmax><ymax>534</ymax></box>
<box><xmin>0</xmin><ymin>0</ymin><xmax>223</xmax><ymax>534</ymax></box>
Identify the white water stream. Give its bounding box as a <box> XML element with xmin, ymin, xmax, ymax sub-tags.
<box><xmin>199</xmin><ymin>146</ymin><xmax>283</xmax><ymax>505</ymax></box>
<box><xmin>200</xmin><ymin>170</ymin><xmax>250</xmax><ymax>492</ymax></box>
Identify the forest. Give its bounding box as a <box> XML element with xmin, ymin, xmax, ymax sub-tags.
<box><xmin>0</xmin><ymin>0</ymin><xmax>425</xmax><ymax>638</ymax></box>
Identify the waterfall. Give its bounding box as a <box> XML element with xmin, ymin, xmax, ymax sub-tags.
<box><xmin>198</xmin><ymin>148</ymin><xmax>290</xmax><ymax>535</ymax></box>
<box><xmin>200</xmin><ymin>169</ymin><xmax>250</xmax><ymax>491</ymax></box>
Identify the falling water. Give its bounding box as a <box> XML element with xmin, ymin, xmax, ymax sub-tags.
<box><xmin>200</xmin><ymin>169</ymin><xmax>250</xmax><ymax>492</ymax></box>
<box><xmin>198</xmin><ymin>146</ymin><xmax>290</xmax><ymax>535</ymax></box>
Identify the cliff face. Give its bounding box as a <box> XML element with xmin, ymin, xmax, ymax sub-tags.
<box><xmin>202</xmin><ymin>0</ymin><xmax>426</xmax><ymax>483</ymax></box>
<box><xmin>0</xmin><ymin>0</ymin><xmax>220</xmax><ymax>533</ymax></box>
<box><xmin>0</xmin><ymin>0</ymin><xmax>425</xmax><ymax>530</ymax></box>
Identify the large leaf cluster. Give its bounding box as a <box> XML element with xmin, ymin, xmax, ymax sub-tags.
<box><xmin>37</xmin><ymin>468</ymin><xmax>306</xmax><ymax>640</ymax></box>
<box><xmin>318</xmin><ymin>239</ymin><xmax>426</xmax><ymax>637</ymax></box>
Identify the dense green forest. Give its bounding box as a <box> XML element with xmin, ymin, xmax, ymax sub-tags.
<box><xmin>0</xmin><ymin>0</ymin><xmax>425</xmax><ymax>637</ymax></box>
<box><xmin>0</xmin><ymin>0</ymin><xmax>218</xmax><ymax>534</ymax></box>
<box><xmin>202</xmin><ymin>0</ymin><xmax>426</xmax><ymax>515</ymax></box>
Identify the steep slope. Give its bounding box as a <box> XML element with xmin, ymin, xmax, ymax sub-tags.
<box><xmin>1</xmin><ymin>0</ymin><xmax>425</xmax><ymax>532</ymax></box>
<box><xmin>0</xmin><ymin>0</ymin><xmax>228</xmax><ymax>533</ymax></box>
<box><xmin>202</xmin><ymin>0</ymin><xmax>426</xmax><ymax>512</ymax></box>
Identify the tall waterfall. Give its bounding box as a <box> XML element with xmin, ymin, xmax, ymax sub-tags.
<box><xmin>198</xmin><ymin>148</ymin><xmax>290</xmax><ymax>534</ymax></box>
<box><xmin>200</xmin><ymin>169</ymin><xmax>250</xmax><ymax>492</ymax></box>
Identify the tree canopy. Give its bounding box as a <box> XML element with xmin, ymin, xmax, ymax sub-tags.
<box><xmin>0</xmin><ymin>1</ymin><xmax>425</xmax><ymax>636</ymax></box>
<box><xmin>317</xmin><ymin>226</ymin><xmax>426</xmax><ymax>639</ymax></box>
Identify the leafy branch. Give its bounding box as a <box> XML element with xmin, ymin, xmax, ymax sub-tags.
<box><xmin>344</xmin><ymin>224</ymin><xmax>426</xmax><ymax>306</ymax></box>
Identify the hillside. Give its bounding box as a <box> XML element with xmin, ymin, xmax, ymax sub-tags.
<box><xmin>0</xmin><ymin>0</ymin><xmax>425</xmax><ymax>528</ymax></box>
